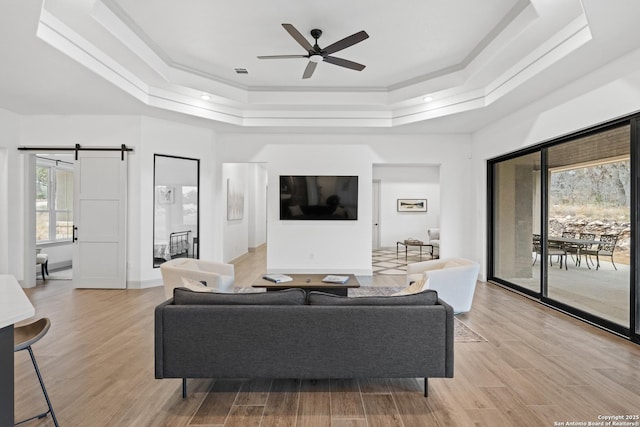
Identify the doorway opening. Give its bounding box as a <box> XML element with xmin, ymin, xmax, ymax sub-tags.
<box><xmin>35</xmin><ymin>154</ymin><xmax>74</xmax><ymax>281</ymax></box>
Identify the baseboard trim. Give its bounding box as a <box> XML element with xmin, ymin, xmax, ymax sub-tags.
<box><xmin>127</xmin><ymin>279</ymin><xmax>162</xmax><ymax>289</ymax></box>
<box><xmin>49</xmin><ymin>261</ymin><xmax>72</xmax><ymax>272</ymax></box>
<box><xmin>248</xmin><ymin>243</ymin><xmax>266</xmax><ymax>253</ymax></box>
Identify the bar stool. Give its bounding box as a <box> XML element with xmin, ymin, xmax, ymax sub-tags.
<box><xmin>14</xmin><ymin>318</ymin><xmax>59</xmax><ymax>427</ymax></box>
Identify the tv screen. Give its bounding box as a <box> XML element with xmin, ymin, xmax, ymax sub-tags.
<box><xmin>280</xmin><ymin>175</ymin><xmax>358</xmax><ymax>220</ymax></box>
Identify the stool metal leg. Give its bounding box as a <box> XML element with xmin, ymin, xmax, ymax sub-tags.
<box><xmin>15</xmin><ymin>346</ymin><xmax>59</xmax><ymax>427</ymax></box>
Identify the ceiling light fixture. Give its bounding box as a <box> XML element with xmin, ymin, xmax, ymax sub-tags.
<box><xmin>200</xmin><ymin>94</ymin><xmax>211</xmax><ymax>101</ymax></box>
<box><xmin>423</xmin><ymin>96</ymin><xmax>433</xmax><ymax>103</ymax></box>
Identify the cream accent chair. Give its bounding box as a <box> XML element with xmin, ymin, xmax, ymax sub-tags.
<box><xmin>427</xmin><ymin>228</ymin><xmax>440</xmax><ymax>258</ymax></box>
<box><xmin>406</xmin><ymin>257</ymin><xmax>479</xmax><ymax>314</ymax></box>
<box><xmin>160</xmin><ymin>258</ymin><xmax>235</xmax><ymax>299</ymax></box>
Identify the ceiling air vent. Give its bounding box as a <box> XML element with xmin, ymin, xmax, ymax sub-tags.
<box><xmin>234</xmin><ymin>68</ymin><xmax>248</xmax><ymax>74</ymax></box>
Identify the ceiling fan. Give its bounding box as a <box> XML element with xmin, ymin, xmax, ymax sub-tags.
<box><xmin>258</xmin><ymin>23</ymin><xmax>369</xmax><ymax>79</ymax></box>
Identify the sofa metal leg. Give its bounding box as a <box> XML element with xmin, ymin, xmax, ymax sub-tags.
<box><xmin>182</xmin><ymin>378</ymin><xmax>187</xmax><ymax>398</ymax></box>
<box><xmin>424</xmin><ymin>378</ymin><xmax>428</xmax><ymax>397</ymax></box>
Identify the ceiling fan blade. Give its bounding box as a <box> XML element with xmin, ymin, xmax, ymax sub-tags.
<box><xmin>322</xmin><ymin>31</ymin><xmax>369</xmax><ymax>55</ymax></box>
<box><xmin>282</xmin><ymin>23</ymin><xmax>314</xmax><ymax>52</ymax></box>
<box><xmin>323</xmin><ymin>56</ymin><xmax>366</xmax><ymax>71</ymax></box>
<box><xmin>302</xmin><ymin>61</ymin><xmax>317</xmax><ymax>79</ymax></box>
<box><xmin>257</xmin><ymin>55</ymin><xmax>307</xmax><ymax>59</ymax></box>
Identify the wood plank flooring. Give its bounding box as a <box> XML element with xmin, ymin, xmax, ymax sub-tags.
<box><xmin>15</xmin><ymin>246</ymin><xmax>640</xmax><ymax>426</ymax></box>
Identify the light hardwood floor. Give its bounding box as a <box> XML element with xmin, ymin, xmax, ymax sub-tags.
<box><xmin>15</xmin><ymin>246</ymin><xmax>640</xmax><ymax>426</ymax></box>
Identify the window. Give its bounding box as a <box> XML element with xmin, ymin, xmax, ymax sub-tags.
<box><xmin>36</xmin><ymin>158</ymin><xmax>73</xmax><ymax>242</ymax></box>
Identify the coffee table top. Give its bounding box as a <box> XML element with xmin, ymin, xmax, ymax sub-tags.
<box><xmin>252</xmin><ymin>273</ymin><xmax>360</xmax><ymax>290</ymax></box>
<box><xmin>397</xmin><ymin>240</ymin><xmax>433</xmax><ymax>248</ymax></box>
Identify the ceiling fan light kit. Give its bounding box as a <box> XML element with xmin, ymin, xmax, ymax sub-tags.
<box><xmin>258</xmin><ymin>23</ymin><xmax>369</xmax><ymax>79</ymax></box>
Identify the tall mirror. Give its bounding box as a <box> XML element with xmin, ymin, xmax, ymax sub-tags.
<box><xmin>153</xmin><ymin>154</ymin><xmax>200</xmax><ymax>267</ymax></box>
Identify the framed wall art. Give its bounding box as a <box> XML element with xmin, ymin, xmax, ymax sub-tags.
<box><xmin>227</xmin><ymin>178</ymin><xmax>245</xmax><ymax>220</ymax></box>
<box><xmin>157</xmin><ymin>186</ymin><xmax>175</xmax><ymax>205</ymax></box>
<box><xmin>397</xmin><ymin>198</ymin><xmax>427</xmax><ymax>212</ymax></box>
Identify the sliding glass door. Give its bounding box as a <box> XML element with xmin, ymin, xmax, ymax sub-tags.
<box><xmin>488</xmin><ymin>117</ymin><xmax>638</xmax><ymax>342</ymax></box>
<box><xmin>546</xmin><ymin>126</ymin><xmax>630</xmax><ymax>327</ymax></box>
<box><xmin>491</xmin><ymin>152</ymin><xmax>541</xmax><ymax>294</ymax></box>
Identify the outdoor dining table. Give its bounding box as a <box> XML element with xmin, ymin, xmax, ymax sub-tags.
<box><xmin>547</xmin><ymin>236</ymin><xmax>601</xmax><ymax>268</ymax></box>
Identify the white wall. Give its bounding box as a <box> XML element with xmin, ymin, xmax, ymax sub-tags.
<box><xmin>373</xmin><ymin>164</ymin><xmax>440</xmax><ymax>247</ymax></box>
<box><xmin>366</xmin><ymin>135</ymin><xmax>474</xmax><ymax>261</ymax></box>
<box><xmin>217</xmin><ymin>133</ymin><xmax>473</xmax><ymax>275</ymax></box>
<box><xmin>138</xmin><ymin>116</ymin><xmax>217</xmax><ymax>287</ymax></box>
<box><xmin>0</xmin><ymin>114</ymin><xmax>218</xmax><ymax>288</ymax></box>
<box><xmin>222</xmin><ymin>163</ymin><xmax>249</xmax><ymax>262</ymax></box>
<box><xmin>267</xmin><ymin>144</ymin><xmax>373</xmax><ymax>275</ymax></box>
<box><xmin>15</xmin><ymin>115</ymin><xmax>140</xmax><ymax>287</ymax></box>
<box><xmin>219</xmin><ymin>162</ymin><xmax>268</xmax><ymax>262</ymax></box>
<box><xmin>471</xmin><ymin>46</ymin><xmax>640</xmax><ymax>280</ymax></box>
<box><xmin>22</xmin><ymin>54</ymin><xmax>632</xmax><ymax>284</ymax></box>
<box><xmin>0</xmin><ymin>109</ymin><xmax>20</xmax><ymax>276</ymax></box>
<box><xmin>247</xmin><ymin>163</ymin><xmax>268</xmax><ymax>250</ymax></box>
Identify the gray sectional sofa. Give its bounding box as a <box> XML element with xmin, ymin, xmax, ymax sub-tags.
<box><xmin>155</xmin><ymin>287</ymin><xmax>454</xmax><ymax>397</ymax></box>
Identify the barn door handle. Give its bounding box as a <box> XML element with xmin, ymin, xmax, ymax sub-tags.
<box><xmin>73</xmin><ymin>226</ymin><xmax>78</xmax><ymax>242</ymax></box>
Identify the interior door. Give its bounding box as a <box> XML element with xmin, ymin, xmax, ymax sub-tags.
<box><xmin>73</xmin><ymin>151</ymin><xmax>127</xmax><ymax>289</ymax></box>
<box><xmin>372</xmin><ymin>179</ymin><xmax>381</xmax><ymax>249</ymax></box>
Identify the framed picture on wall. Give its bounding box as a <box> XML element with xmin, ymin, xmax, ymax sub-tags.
<box><xmin>227</xmin><ymin>179</ymin><xmax>245</xmax><ymax>220</ymax></box>
<box><xmin>157</xmin><ymin>186</ymin><xmax>175</xmax><ymax>205</ymax></box>
<box><xmin>397</xmin><ymin>198</ymin><xmax>427</xmax><ymax>212</ymax></box>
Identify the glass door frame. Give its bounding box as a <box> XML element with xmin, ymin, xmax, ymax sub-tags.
<box><xmin>487</xmin><ymin>114</ymin><xmax>639</xmax><ymax>344</ymax></box>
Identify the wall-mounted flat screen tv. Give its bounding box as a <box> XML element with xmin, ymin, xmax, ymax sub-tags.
<box><xmin>280</xmin><ymin>175</ymin><xmax>358</xmax><ymax>220</ymax></box>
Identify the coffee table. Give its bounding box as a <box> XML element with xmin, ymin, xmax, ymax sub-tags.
<box><xmin>252</xmin><ymin>274</ymin><xmax>360</xmax><ymax>296</ymax></box>
<box><xmin>396</xmin><ymin>241</ymin><xmax>434</xmax><ymax>261</ymax></box>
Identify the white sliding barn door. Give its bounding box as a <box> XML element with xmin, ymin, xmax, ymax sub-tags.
<box><xmin>73</xmin><ymin>151</ymin><xmax>127</xmax><ymax>289</ymax></box>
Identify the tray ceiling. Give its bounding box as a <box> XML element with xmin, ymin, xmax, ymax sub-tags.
<box><xmin>2</xmin><ymin>0</ymin><xmax>640</xmax><ymax>130</ymax></box>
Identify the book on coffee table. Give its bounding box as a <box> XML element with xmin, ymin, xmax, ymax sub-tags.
<box><xmin>262</xmin><ymin>274</ymin><xmax>293</xmax><ymax>283</ymax></box>
<box><xmin>322</xmin><ymin>275</ymin><xmax>350</xmax><ymax>284</ymax></box>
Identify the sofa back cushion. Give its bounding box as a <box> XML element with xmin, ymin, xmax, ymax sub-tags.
<box><xmin>173</xmin><ymin>287</ymin><xmax>306</xmax><ymax>305</ymax></box>
<box><xmin>307</xmin><ymin>289</ymin><xmax>438</xmax><ymax>306</ymax></box>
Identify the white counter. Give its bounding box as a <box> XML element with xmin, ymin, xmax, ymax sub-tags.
<box><xmin>0</xmin><ymin>274</ymin><xmax>35</xmax><ymax>329</ymax></box>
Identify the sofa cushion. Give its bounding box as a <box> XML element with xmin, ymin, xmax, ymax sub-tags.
<box><xmin>173</xmin><ymin>287</ymin><xmax>306</xmax><ymax>305</ymax></box>
<box><xmin>307</xmin><ymin>289</ymin><xmax>438</xmax><ymax>306</ymax></box>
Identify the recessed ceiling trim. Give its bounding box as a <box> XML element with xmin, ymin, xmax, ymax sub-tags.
<box><xmin>38</xmin><ymin>8</ymin><xmax>149</xmax><ymax>104</ymax></box>
<box><xmin>388</xmin><ymin>0</ymin><xmax>533</xmax><ymax>92</ymax></box>
<box><xmin>461</xmin><ymin>0</ymin><xmax>532</xmax><ymax>69</ymax></box>
<box><xmin>485</xmin><ymin>16</ymin><xmax>591</xmax><ymax>103</ymax></box>
<box><xmin>148</xmin><ymin>93</ymin><xmax>244</xmax><ymax>125</ymax></box>
<box><xmin>91</xmin><ymin>0</ymin><xmax>171</xmax><ymax>81</ymax></box>
<box><xmin>94</xmin><ymin>0</ymin><xmax>251</xmax><ymax>97</ymax></box>
<box><xmin>36</xmin><ymin>2</ymin><xmax>592</xmax><ymax>129</ymax></box>
<box><xmin>97</xmin><ymin>0</ymin><xmax>534</xmax><ymax>93</ymax></box>
<box><xmin>37</xmin><ymin>0</ymin><xmax>594</xmax><ymax>128</ymax></box>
